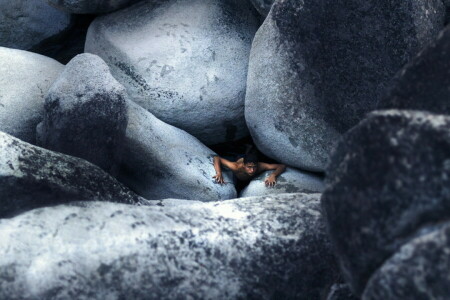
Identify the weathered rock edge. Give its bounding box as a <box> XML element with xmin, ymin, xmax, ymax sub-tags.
<box><xmin>0</xmin><ymin>193</ymin><xmax>339</xmax><ymax>300</ymax></box>
<box><xmin>0</xmin><ymin>131</ymin><xmax>144</xmax><ymax>218</ymax></box>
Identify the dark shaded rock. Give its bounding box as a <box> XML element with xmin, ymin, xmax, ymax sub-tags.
<box><xmin>0</xmin><ymin>47</ymin><xmax>63</xmax><ymax>144</ymax></box>
<box><xmin>321</xmin><ymin>110</ymin><xmax>450</xmax><ymax>295</ymax></box>
<box><xmin>29</xmin><ymin>14</ymin><xmax>96</xmax><ymax>65</ymax></box>
<box><xmin>363</xmin><ymin>223</ymin><xmax>450</xmax><ymax>300</ymax></box>
<box><xmin>85</xmin><ymin>0</ymin><xmax>260</xmax><ymax>145</ymax></box>
<box><xmin>245</xmin><ymin>0</ymin><xmax>445</xmax><ymax>172</ymax></box>
<box><xmin>45</xmin><ymin>0</ymin><xmax>141</xmax><ymax>14</ymax></box>
<box><xmin>240</xmin><ymin>167</ymin><xmax>324</xmax><ymax>197</ymax></box>
<box><xmin>327</xmin><ymin>284</ymin><xmax>359</xmax><ymax>300</ymax></box>
<box><xmin>0</xmin><ymin>131</ymin><xmax>144</xmax><ymax>218</ymax></box>
<box><xmin>380</xmin><ymin>25</ymin><xmax>450</xmax><ymax>115</ymax></box>
<box><xmin>119</xmin><ymin>101</ymin><xmax>236</xmax><ymax>201</ymax></box>
<box><xmin>0</xmin><ymin>193</ymin><xmax>339</xmax><ymax>300</ymax></box>
<box><xmin>0</xmin><ymin>0</ymin><xmax>71</xmax><ymax>50</ymax></box>
<box><xmin>38</xmin><ymin>54</ymin><xmax>128</xmax><ymax>175</ymax></box>
<box><xmin>249</xmin><ymin>0</ymin><xmax>275</xmax><ymax>16</ymax></box>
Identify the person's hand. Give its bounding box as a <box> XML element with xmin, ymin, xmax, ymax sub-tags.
<box><xmin>213</xmin><ymin>173</ymin><xmax>225</xmax><ymax>184</ymax></box>
<box><xmin>265</xmin><ymin>175</ymin><xmax>276</xmax><ymax>187</ymax></box>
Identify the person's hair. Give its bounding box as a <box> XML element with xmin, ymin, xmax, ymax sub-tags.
<box><xmin>243</xmin><ymin>152</ymin><xmax>258</xmax><ymax>164</ymax></box>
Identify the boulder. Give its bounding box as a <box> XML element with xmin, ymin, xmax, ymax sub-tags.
<box><xmin>85</xmin><ymin>0</ymin><xmax>260</xmax><ymax>145</ymax></box>
<box><xmin>363</xmin><ymin>223</ymin><xmax>450</xmax><ymax>300</ymax></box>
<box><xmin>38</xmin><ymin>54</ymin><xmax>128</xmax><ymax>175</ymax></box>
<box><xmin>0</xmin><ymin>193</ymin><xmax>339</xmax><ymax>300</ymax></box>
<box><xmin>0</xmin><ymin>0</ymin><xmax>71</xmax><ymax>50</ymax></box>
<box><xmin>380</xmin><ymin>25</ymin><xmax>450</xmax><ymax>115</ymax></box>
<box><xmin>249</xmin><ymin>0</ymin><xmax>274</xmax><ymax>16</ymax></box>
<box><xmin>245</xmin><ymin>0</ymin><xmax>445</xmax><ymax>172</ymax></box>
<box><xmin>0</xmin><ymin>47</ymin><xmax>63</xmax><ymax>144</ymax></box>
<box><xmin>240</xmin><ymin>167</ymin><xmax>324</xmax><ymax>197</ymax></box>
<box><xmin>321</xmin><ymin>110</ymin><xmax>450</xmax><ymax>295</ymax></box>
<box><xmin>119</xmin><ymin>101</ymin><xmax>236</xmax><ymax>201</ymax></box>
<box><xmin>45</xmin><ymin>0</ymin><xmax>141</xmax><ymax>14</ymax></box>
<box><xmin>0</xmin><ymin>131</ymin><xmax>144</xmax><ymax>218</ymax></box>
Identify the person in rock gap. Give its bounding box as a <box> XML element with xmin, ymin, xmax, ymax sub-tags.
<box><xmin>212</xmin><ymin>151</ymin><xmax>286</xmax><ymax>191</ymax></box>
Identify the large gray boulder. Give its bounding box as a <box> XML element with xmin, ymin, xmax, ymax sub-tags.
<box><xmin>0</xmin><ymin>0</ymin><xmax>71</xmax><ymax>50</ymax></box>
<box><xmin>45</xmin><ymin>0</ymin><xmax>141</xmax><ymax>14</ymax></box>
<box><xmin>321</xmin><ymin>110</ymin><xmax>450</xmax><ymax>295</ymax></box>
<box><xmin>85</xmin><ymin>0</ymin><xmax>260</xmax><ymax>145</ymax></box>
<box><xmin>0</xmin><ymin>131</ymin><xmax>144</xmax><ymax>218</ymax></box>
<box><xmin>119</xmin><ymin>101</ymin><xmax>237</xmax><ymax>201</ymax></box>
<box><xmin>0</xmin><ymin>47</ymin><xmax>64</xmax><ymax>144</ymax></box>
<box><xmin>249</xmin><ymin>0</ymin><xmax>274</xmax><ymax>16</ymax></box>
<box><xmin>38</xmin><ymin>54</ymin><xmax>128</xmax><ymax>175</ymax></box>
<box><xmin>240</xmin><ymin>167</ymin><xmax>324</xmax><ymax>197</ymax></box>
<box><xmin>246</xmin><ymin>0</ymin><xmax>445</xmax><ymax>172</ymax></box>
<box><xmin>0</xmin><ymin>193</ymin><xmax>339</xmax><ymax>300</ymax></box>
<box><xmin>363</xmin><ymin>223</ymin><xmax>450</xmax><ymax>300</ymax></box>
<box><xmin>380</xmin><ymin>25</ymin><xmax>450</xmax><ymax>115</ymax></box>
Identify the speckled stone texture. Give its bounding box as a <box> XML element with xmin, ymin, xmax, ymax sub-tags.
<box><xmin>249</xmin><ymin>0</ymin><xmax>274</xmax><ymax>16</ymax></box>
<box><xmin>0</xmin><ymin>47</ymin><xmax>63</xmax><ymax>144</ymax></box>
<box><xmin>37</xmin><ymin>54</ymin><xmax>128</xmax><ymax>175</ymax></box>
<box><xmin>0</xmin><ymin>131</ymin><xmax>144</xmax><ymax>218</ymax></box>
<box><xmin>321</xmin><ymin>110</ymin><xmax>450</xmax><ymax>295</ymax></box>
<box><xmin>0</xmin><ymin>193</ymin><xmax>339</xmax><ymax>300</ymax></box>
<box><xmin>240</xmin><ymin>167</ymin><xmax>324</xmax><ymax>197</ymax></box>
<box><xmin>118</xmin><ymin>101</ymin><xmax>237</xmax><ymax>201</ymax></box>
<box><xmin>0</xmin><ymin>0</ymin><xmax>71</xmax><ymax>50</ymax></box>
<box><xmin>85</xmin><ymin>0</ymin><xmax>260</xmax><ymax>145</ymax></box>
<box><xmin>380</xmin><ymin>25</ymin><xmax>450</xmax><ymax>114</ymax></box>
<box><xmin>45</xmin><ymin>0</ymin><xmax>141</xmax><ymax>14</ymax></box>
<box><xmin>363</xmin><ymin>223</ymin><xmax>450</xmax><ymax>300</ymax></box>
<box><xmin>245</xmin><ymin>0</ymin><xmax>445</xmax><ymax>172</ymax></box>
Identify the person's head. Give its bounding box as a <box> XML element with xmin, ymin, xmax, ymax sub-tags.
<box><xmin>243</xmin><ymin>153</ymin><xmax>258</xmax><ymax>176</ymax></box>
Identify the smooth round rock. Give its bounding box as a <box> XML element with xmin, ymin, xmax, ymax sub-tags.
<box><xmin>0</xmin><ymin>131</ymin><xmax>144</xmax><ymax>218</ymax></box>
<box><xmin>0</xmin><ymin>0</ymin><xmax>71</xmax><ymax>50</ymax></box>
<box><xmin>245</xmin><ymin>0</ymin><xmax>445</xmax><ymax>172</ymax></box>
<box><xmin>239</xmin><ymin>167</ymin><xmax>324</xmax><ymax>197</ymax></box>
<box><xmin>363</xmin><ymin>223</ymin><xmax>450</xmax><ymax>300</ymax></box>
<box><xmin>380</xmin><ymin>25</ymin><xmax>450</xmax><ymax>115</ymax></box>
<box><xmin>0</xmin><ymin>47</ymin><xmax>63</xmax><ymax>144</ymax></box>
<box><xmin>119</xmin><ymin>101</ymin><xmax>237</xmax><ymax>201</ymax></box>
<box><xmin>322</xmin><ymin>110</ymin><xmax>450</xmax><ymax>295</ymax></box>
<box><xmin>85</xmin><ymin>0</ymin><xmax>260</xmax><ymax>145</ymax></box>
<box><xmin>0</xmin><ymin>193</ymin><xmax>339</xmax><ymax>299</ymax></box>
<box><xmin>45</xmin><ymin>0</ymin><xmax>141</xmax><ymax>14</ymax></box>
<box><xmin>38</xmin><ymin>54</ymin><xmax>128</xmax><ymax>174</ymax></box>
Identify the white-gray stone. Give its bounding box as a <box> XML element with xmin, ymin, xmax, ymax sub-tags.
<box><xmin>240</xmin><ymin>167</ymin><xmax>324</xmax><ymax>197</ymax></box>
<box><xmin>0</xmin><ymin>131</ymin><xmax>144</xmax><ymax>218</ymax></box>
<box><xmin>119</xmin><ymin>101</ymin><xmax>237</xmax><ymax>201</ymax></box>
<box><xmin>0</xmin><ymin>0</ymin><xmax>71</xmax><ymax>50</ymax></box>
<box><xmin>245</xmin><ymin>0</ymin><xmax>445</xmax><ymax>172</ymax></box>
<box><xmin>45</xmin><ymin>0</ymin><xmax>141</xmax><ymax>14</ymax></box>
<box><xmin>0</xmin><ymin>193</ymin><xmax>339</xmax><ymax>300</ymax></box>
<box><xmin>85</xmin><ymin>0</ymin><xmax>260</xmax><ymax>145</ymax></box>
<box><xmin>38</xmin><ymin>54</ymin><xmax>128</xmax><ymax>175</ymax></box>
<box><xmin>0</xmin><ymin>47</ymin><xmax>63</xmax><ymax>144</ymax></box>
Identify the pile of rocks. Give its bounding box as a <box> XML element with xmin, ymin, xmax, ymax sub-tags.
<box><xmin>1</xmin><ymin>0</ymin><xmax>450</xmax><ymax>298</ymax></box>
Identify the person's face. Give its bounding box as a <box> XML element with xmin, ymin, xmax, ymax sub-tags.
<box><xmin>244</xmin><ymin>163</ymin><xmax>257</xmax><ymax>176</ymax></box>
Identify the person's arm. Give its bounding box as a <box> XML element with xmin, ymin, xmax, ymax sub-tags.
<box><xmin>213</xmin><ymin>156</ymin><xmax>237</xmax><ymax>184</ymax></box>
<box><xmin>258</xmin><ymin>162</ymin><xmax>286</xmax><ymax>187</ymax></box>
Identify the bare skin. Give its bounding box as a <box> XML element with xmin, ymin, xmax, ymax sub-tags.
<box><xmin>213</xmin><ymin>156</ymin><xmax>286</xmax><ymax>187</ymax></box>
